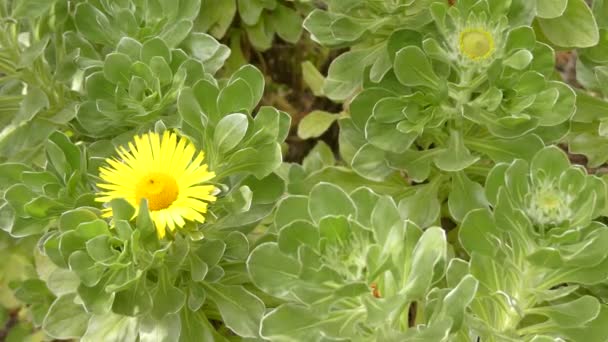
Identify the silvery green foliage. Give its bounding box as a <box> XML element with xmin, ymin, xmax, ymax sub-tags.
<box><xmin>196</xmin><ymin>0</ymin><xmax>307</xmax><ymax>51</ymax></box>
<box><xmin>0</xmin><ymin>1</ymin><xmax>289</xmax><ymax>340</ymax></box>
<box><xmin>3</xmin><ymin>0</ymin><xmax>608</xmax><ymax>341</ymax></box>
<box><xmin>0</xmin><ymin>62</ymin><xmax>290</xmax><ymax>340</ymax></box>
<box><xmin>304</xmin><ymin>0</ymin><xmax>440</xmax><ymax>101</ymax></box>
<box><xmin>459</xmin><ymin>147</ymin><xmax>608</xmax><ymax>341</ymax></box>
<box><xmin>248</xmin><ymin>183</ymin><xmax>476</xmax><ymax>341</ymax></box>
<box><xmin>77</xmin><ymin>35</ymin><xmax>228</xmax><ymax>137</ymax></box>
<box><xmin>567</xmin><ymin>0</ymin><xmax>608</xmax><ymax>168</ymax></box>
<box><xmin>339</xmin><ymin>0</ymin><xmax>575</xmax><ymax>181</ymax></box>
<box><xmin>0</xmin><ymin>0</ymin><xmax>229</xmax><ymax>162</ymax></box>
<box><xmin>325</xmin><ymin>0</ymin><xmax>581</xmax><ymax>227</ymax></box>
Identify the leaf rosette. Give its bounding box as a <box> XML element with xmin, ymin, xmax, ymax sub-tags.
<box><xmin>338</xmin><ymin>0</ymin><xmax>576</xmax><ymax>192</ymax></box>
<box><xmin>458</xmin><ymin>146</ymin><xmax>608</xmax><ymax>341</ymax></box>
<box><xmin>196</xmin><ymin>0</ymin><xmax>306</xmax><ymax>51</ymax></box>
<box><xmin>76</xmin><ymin>35</ymin><xmax>229</xmax><ymax>137</ymax></box>
<box><xmin>248</xmin><ymin>183</ymin><xmax>479</xmax><ymax>340</ymax></box>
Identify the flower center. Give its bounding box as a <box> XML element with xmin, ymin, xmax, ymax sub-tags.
<box><xmin>459</xmin><ymin>29</ymin><xmax>494</xmax><ymax>60</ymax></box>
<box><xmin>135</xmin><ymin>172</ymin><xmax>179</xmax><ymax>211</ymax></box>
<box><xmin>526</xmin><ymin>187</ymin><xmax>572</xmax><ymax>226</ymax></box>
<box><xmin>539</xmin><ymin>192</ymin><xmax>561</xmax><ymax>210</ymax></box>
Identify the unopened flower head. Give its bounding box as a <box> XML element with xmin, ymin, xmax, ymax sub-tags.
<box><xmin>459</xmin><ymin>27</ymin><xmax>495</xmax><ymax>60</ymax></box>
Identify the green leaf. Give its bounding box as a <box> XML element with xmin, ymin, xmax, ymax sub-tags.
<box><xmin>350</xmin><ymin>88</ymin><xmax>395</xmax><ymax>130</ymax></box>
<box><xmin>18</xmin><ymin>36</ymin><xmax>50</xmax><ymax>68</ymax></box>
<box><xmin>323</xmin><ymin>45</ymin><xmax>385</xmax><ymax>101</ymax></box>
<box><xmin>557</xmin><ymin>306</ymin><xmax>608</xmax><ymax>341</ymax></box>
<box><xmin>394</xmin><ymin>46</ymin><xmax>440</xmax><ymax>88</ymax></box>
<box><xmin>448</xmin><ymin>172</ymin><xmax>489</xmax><ymax>223</ymax></box>
<box><xmin>373</xmin><ymin>97</ymin><xmax>407</xmax><ymax>123</ymax></box>
<box><xmin>367</xmin><ymin>118</ymin><xmax>417</xmax><ymax>153</ymax></box>
<box><xmin>430</xmin><ymin>275</ymin><xmax>478</xmax><ymax>331</ymax></box>
<box><xmin>371</xmin><ymin>196</ymin><xmax>401</xmax><ymax>246</ymax></box>
<box><xmin>260</xmin><ymin>304</ymin><xmax>324</xmax><ymax>341</ymax></box>
<box><xmin>530</xmin><ymin>146</ymin><xmax>570</xmax><ymax>182</ymax></box>
<box><xmin>271</xmin><ymin>4</ymin><xmax>304</xmax><ymax>43</ymax></box>
<box><xmin>570</xmin><ymin>132</ymin><xmax>608</xmax><ymax>168</ymax></box>
<box><xmin>459</xmin><ymin>209</ymin><xmax>497</xmax><ymax>256</ymax></box>
<box><xmin>160</xmin><ymin>19</ymin><xmax>195</xmax><ymax>48</ymax></box>
<box><xmin>141</xmin><ymin>38</ymin><xmax>171</xmax><ymax>64</ymax></box>
<box><xmin>117</xmin><ymin>37</ymin><xmax>143</xmax><ymax>60</ymax></box>
<box><xmin>301</xmin><ymin>61</ymin><xmax>325</xmax><ymax>96</ymax></box>
<box><xmin>189</xmin><ymin>254</ymin><xmax>208</xmax><ymax>282</ymax></box>
<box><xmin>218</xmin><ymin>79</ymin><xmax>254</xmax><ymax>115</ymax></box>
<box><xmin>303</xmin><ymin>10</ymin><xmax>337</xmax><ymax>45</ymax></box>
<box><xmin>387</xmin><ymin>149</ymin><xmax>437</xmax><ymax>183</ymax></box>
<box><xmin>69</xmin><ymin>251</ymin><xmax>104</xmax><ymax>287</ymax></box>
<box><xmin>538</xmin><ymin>0</ymin><xmax>599</xmax><ymax>48</ymax></box>
<box><xmin>0</xmin><ymin>163</ymin><xmax>29</xmax><ymax>185</ymax></box>
<box><xmin>434</xmin><ymin>131</ymin><xmax>479</xmax><ymax>172</ymax></box>
<box><xmin>221</xmin><ymin>143</ymin><xmax>282</xmax><ymax>179</ymax></box>
<box><xmin>503</xmin><ymin>49</ymin><xmax>533</xmax><ymax>70</ymax></box>
<box><xmin>247</xmin><ymin>243</ymin><xmax>300</xmax><ymax>297</ymax></box>
<box><xmin>204</xmin><ymin>283</ymin><xmax>265</xmax><ymax>337</ymax></box>
<box><xmin>110</xmin><ymin>198</ymin><xmax>136</xmax><ymax>222</ymax></box>
<box><xmin>528</xmin><ymin>296</ymin><xmax>600</xmax><ymax>328</ymax></box>
<box><xmin>197</xmin><ymin>238</ymin><xmax>226</xmax><ymax>267</ymax></box>
<box><xmin>245</xmin><ymin>16</ymin><xmax>274</xmax><ymax>51</ymax></box>
<box><xmin>242</xmin><ymin>173</ymin><xmax>285</xmax><ymax>205</ymax></box>
<box><xmin>187</xmin><ymin>282</ymin><xmax>206</xmax><ymax>312</ymax></box>
<box><xmin>231</xmin><ymin>64</ymin><xmax>265</xmax><ymax>106</ymax></box>
<box><xmin>398</xmin><ymin>183</ymin><xmax>441</xmax><ymax>228</ymax></box>
<box><xmin>81</xmin><ymin>313</ymin><xmax>139</xmax><ymax>342</ymax></box>
<box><xmin>446</xmin><ymin>258</ymin><xmax>470</xmax><ymax>288</ymax></box>
<box><xmin>303</xmin><ymin>141</ymin><xmax>335</xmax><ymax>173</ymax></box>
<box><xmin>23</xmin><ymin>196</ymin><xmax>57</xmax><ymax>218</ymax></box>
<box><xmin>224</xmin><ymin>231</ymin><xmax>250</xmax><ymax>260</ymax></box>
<box><xmin>103</xmin><ymin>53</ymin><xmax>132</xmax><ymax>85</ymax></box>
<box><xmin>74</xmin><ymin>3</ymin><xmax>115</xmax><ymax>44</ymax></box>
<box><xmin>112</xmin><ymin>278</ymin><xmax>153</xmax><ymax>316</ymax></box>
<box><xmin>403</xmin><ymin>227</ymin><xmax>447</xmax><ymax>300</ymax></box>
<box><xmin>178</xmin><ymin>87</ymin><xmax>206</xmax><ymax>134</ymax></box>
<box><xmin>58</xmin><ymin>208</ymin><xmax>98</xmax><ymax>233</ymax></box>
<box><xmin>46</xmin><ymin>268</ymin><xmax>80</xmax><ymax>296</ymax></box>
<box><xmin>274</xmin><ymin>195</ymin><xmax>310</xmax><ymax>229</ymax></box>
<box><xmin>352</xmin><ymin>144</ymin><xmax>393</xmax><ymax>182</ymax></box>
<box><xmin>179</xmin><ymin>309</ymin><xmax>217</xmax><ymax>342</ymax></box>
<box><xmin>43</xmin><ymin>294</ymin><xmax>89</xmax><ymax>339</ymax></box>
<box><xmin>297</xmin><ymin>111</ymin><xmax>338</xmax><ymax>140</ymax></box>
<box><xmin>139</xmin><ymin>314</ymin><xmax>181</xmax><ymax>342</ymax></box>
<box><xmin>183</xmin><ymin>33</ymin><xmax>230</xmax><ymax>75</ymax></box>
<box><xmin>12</xmin><ymin>0</ymin><xmax>58</xmax><ymax>18</ymax></box>
<box><xmin>308</xmin><ymin>182</ymin><xmax>357</xmax><ymax>223</ymax></box>
<box><xmin>78</xmin><ymin>281</ymin><xmax>115</xmax><ymax>315</ymax></box>
<box><xmin>150</xmin><ymin>56</ymin><xmax>173</xmax><ymax>86</ymax></box>
<box><xmin>151</xmin><ymin>272</ymin><xmax>186</xmax><ymax>320</ymax></box>
<box><xmin>238</xmin><ymin>0</ymin><xmax>265</xmax><ymax>25</ymax></box>
<box><xmin>278</xmin><ymin>220</ymin><xmax>320</xmax><ymax>256</ymax></box>
<box><xmin>465</xmin><ymin>135</ymin><xmax>544</xmax><ymax>163</ymax></box>
<box><xmin>214</xmin><ymin>113</ymin><xmax>249</xmax><ymax>153</ymax></box>
<box><xmin>536</xmin><ymin>0</ymin><xmax>568</xmax><ymax>18</ymax></box>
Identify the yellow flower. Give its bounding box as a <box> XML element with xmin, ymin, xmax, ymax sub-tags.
<box><xmin>459</xmin><ymin>28</ymin><xmax>495</xmax><ymax>60</ymax></box>
<box><xmin>96</xmin><ymin>131</ymin><xmax>217</xmax><ymax>238</ymax></box>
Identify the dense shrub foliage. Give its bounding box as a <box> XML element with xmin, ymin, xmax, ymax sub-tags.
<box><xmin>2</xmin><ymin>0</ymin><xmax>608</xmax><ymax>341</ymax></box>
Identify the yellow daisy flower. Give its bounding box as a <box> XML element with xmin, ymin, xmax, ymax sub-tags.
<box><xmin>96</xmin><ymin>131</ymin><xmax>217</xmax><ymax>238</ymax></box>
